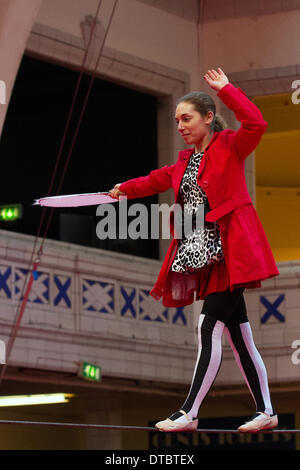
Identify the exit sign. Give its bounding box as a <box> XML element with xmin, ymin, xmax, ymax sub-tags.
<box><xmin>78</xmin><ymin>361</ymin><xmax>101</xmax><ymax>382</ymax></box>
<box><xmin>0</xmin><ymin>204</ymin><xmax>22</xmax><ymax>222</ymax></box>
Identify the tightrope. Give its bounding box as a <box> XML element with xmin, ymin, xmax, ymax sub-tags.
<box><xmin>0</xmin><ymin>420</ymin><xmax>299</xmax><ymax>433</ymax></box>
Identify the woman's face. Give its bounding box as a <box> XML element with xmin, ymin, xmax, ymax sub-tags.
<box><xmin>175</xmin><ymin>101</ymin><xmax>213</xmax><ymax>147</ymax></box>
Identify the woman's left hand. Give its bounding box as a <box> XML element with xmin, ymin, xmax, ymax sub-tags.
<box><xmin>203</xmin><ymin>68</ymin><xmax>229</xmax><ymax>92</ymax></box>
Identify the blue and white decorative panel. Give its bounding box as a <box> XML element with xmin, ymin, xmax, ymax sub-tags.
<box><xmin>120</xmin><ymin>286</ymin><xmax>137</xmax><ymax>319</ymax></box>
<box><xmin>120</xmin><ymin>284</ymin><xmax>188</xmax><ymax>326</ymax></box>
<box><xmin>138</xmin><ymin>288</ymin><xmax>168</xmax><ymax>323</ymax></box>
<box><xmin>0</xmin><ymin>265</ymin><xmax>12</xmax><ymax>299</ymax></box>
<box><xmin>172</xmin><ymin>307</ymin><xmax>187</xmax><ymax>326</ymax></box>
<box><xmin>15</xmin><ymin>268</ymin><xmax>49</xmax><ymax>304</ymax></box>
<box><xmin>260</xmin><ymin>294</ymin><xmax>285</xmax><ymax>324</ymax></box>
<box><xmin>53</xmin><ymin>274</ymin><xmax>72</xmax><ymax>308</ymax></box>
<box><xmin>0</xmin><ymin>261</ymin><xmax>189</xmax><ymax>328</ymax></box>
<box><xmin>82</xmin><ymin>279</ymin><xmax>114</xmax><ymax>313</ymax></box>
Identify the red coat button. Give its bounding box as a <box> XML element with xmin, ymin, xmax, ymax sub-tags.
<box><xmin>202</xmin><ymin>180</ymin><xmax>208</xmax><ymax>188</ymax></box>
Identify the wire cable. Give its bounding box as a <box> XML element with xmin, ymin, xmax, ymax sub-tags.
<box><xmin>41</xmin><ymin>0</ymin><xmax>119</xmax><ymax>245</ymax></box>
<box><xmin>0</xmin><ymin>0</ymin><xmax>119</xmax><ymax>384</ymax></box>
<box><xmin>0</xmin><ymin>419</ymin><xmax>299</xmax><ymax>433</ymax></box>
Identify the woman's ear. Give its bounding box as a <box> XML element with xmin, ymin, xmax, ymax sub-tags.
<box><xmin>204</xmin><ymin>110</ymin><xmax>214</xmax><ymax>125</ymax></box>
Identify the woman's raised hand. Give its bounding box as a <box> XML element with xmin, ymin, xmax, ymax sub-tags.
<box><xmin>203</xmin><ymin>68</ymin><xmax>229</xmax><ymax>92</ymax></box>
<box><xmin>108</xmin><ymin>183</ymin><xmax>126</xmax><ymax>200</ymax></box>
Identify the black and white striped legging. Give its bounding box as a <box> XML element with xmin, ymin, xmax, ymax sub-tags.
<box><xmin>171</xmin><ymin>287</ymin><xmax>275</xmax><ymax>421</ymax></box>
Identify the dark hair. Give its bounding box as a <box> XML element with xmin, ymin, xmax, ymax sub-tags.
<box><xmin>177</xmin><ymin>91</ymin><xmax>227</xmax><ymax>132</ymax></box>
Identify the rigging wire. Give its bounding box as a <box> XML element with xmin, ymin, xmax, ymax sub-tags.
<box><xmin>41</xmin><ymin>0</ymin><xmax>119</xmax><ymax>245</ymax></box>
<box><xmin>0</xmin><ymin>0</ymin><xmax>119</xmax><ymax>384</ymax></box>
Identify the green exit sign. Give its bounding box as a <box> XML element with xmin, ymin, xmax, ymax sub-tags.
<box><xmin>78</xmin><ymin>361</ymin><xmax>101</xmax><ymax>382</ymax></box>
<box><xmin>0</xmin><ymin>204</ymin><xmax>22</xmax><ymax>222</ymax></box>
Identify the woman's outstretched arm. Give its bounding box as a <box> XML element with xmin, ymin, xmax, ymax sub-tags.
<box><xmin>109</xmin><ymin>164</ymin><xmax>175</xmax><ymax>200</ymax></box>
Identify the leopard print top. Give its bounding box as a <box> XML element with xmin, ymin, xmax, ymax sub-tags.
<box><xmin>171</xmin><ymin>151</ymin><xmax>224</xmax><ymax>275</ymax></box>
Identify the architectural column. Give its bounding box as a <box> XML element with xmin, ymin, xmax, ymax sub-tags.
<box><xmin>0</xmin><ymin>0</ymin><xmax>43</xmax><ymax>135</ymax></box>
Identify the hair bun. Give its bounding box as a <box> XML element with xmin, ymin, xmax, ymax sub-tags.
<box><xmin>214</xmin><ymin>114</ymin><xmax>227</xmax><ymax>132</ymax></box>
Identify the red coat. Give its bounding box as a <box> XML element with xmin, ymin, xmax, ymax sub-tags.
<box><xmin>119</xmin><ymin>83</ymin><xmax>279</xmax><ymax>306</ymax></box>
